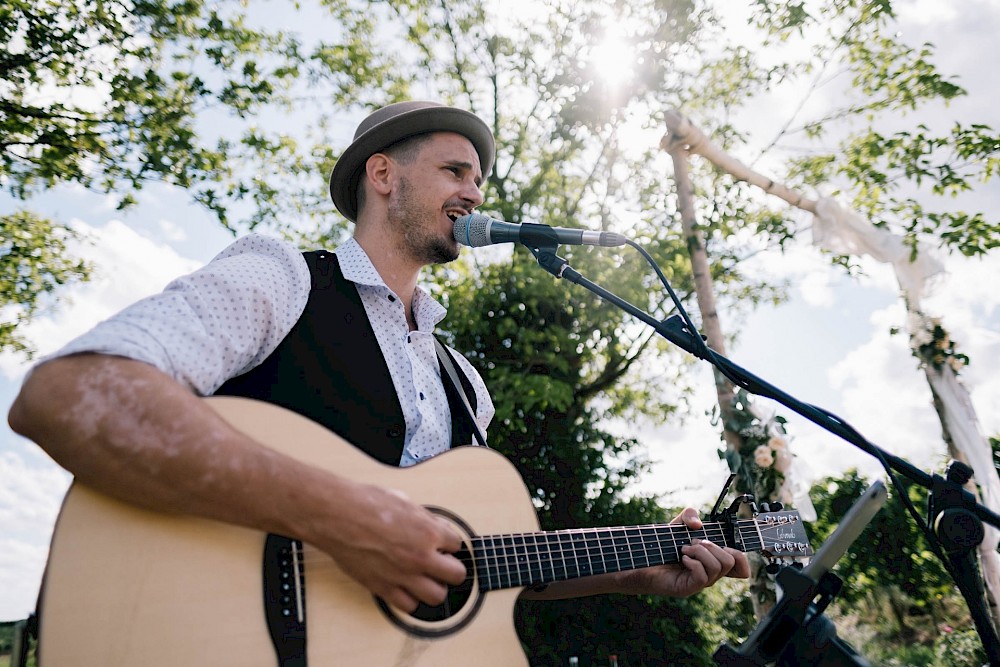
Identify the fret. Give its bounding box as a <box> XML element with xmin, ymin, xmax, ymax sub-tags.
<box><xmin>638</xmin><ymin>526</ymin><xmax>659</xmax><ymax>568</ymax></box>
<box><xmin>544</xmin><ymin>531</ymin><xmax>559</xmax><ymax>583</ymax></box>
<box><xmin>567</xmin><ymin>531</ymin><xmax>585</xmax><ymax>579</ymax></box>
<box><xmin>609</xmin><ymin>528</ymin><xmax>631</xmax><ymax>572</ymax></box>
<box><xmin>498</xmin><ymin>534</ymin><xmax>514</xmax><ymax>589</ymax></box>
<box><xmin>511</xmin><ymin>534</ymin><xmax>525</xmax><ymax>586</ymax></box>
<box><xmin>596</xmin><ymin>528</ymin><xmax>609</xmax><ymax>575</ymax></box>
<box><xmin>477</xmin><ymin>535</ymin><xmax>493</xmax><ymax>589</ymax></box>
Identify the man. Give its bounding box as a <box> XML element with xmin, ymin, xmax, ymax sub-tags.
<box><xmin>9</xmin><ymin>101</ymin><xmax>748</xmax><ymax>617</ymax></box>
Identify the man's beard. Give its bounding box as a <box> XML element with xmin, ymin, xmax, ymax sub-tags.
<box><xmin>387</xmin><ymin>177</ymin><xmax>460</xmax><ymax>265</ymax></box>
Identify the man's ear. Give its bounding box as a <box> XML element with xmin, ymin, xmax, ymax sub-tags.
<box><xmin>364</xmin><ymin>153</ymin><xmax>394</xmax><ymax>196</ymax></box>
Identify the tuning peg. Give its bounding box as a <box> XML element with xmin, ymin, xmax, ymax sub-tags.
<box><xmin>765</xmin><ymin>560</ymin><xmax>781</xmax><ymax>575</ymax></box>
<box><xmin>770</xmin><ymin>502</ymin><xmax>783</xmax><ymax>512</ymax></box>
<box><xmin>760</xmin><ymin>503</ymin><xmax>770</xmax><ymax>513</ymax></box>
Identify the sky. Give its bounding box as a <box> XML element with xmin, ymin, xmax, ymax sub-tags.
<box><xmin>1</xmin><ymin>0</ymin><xmax>999</xmax><ymax>621</ymax></box>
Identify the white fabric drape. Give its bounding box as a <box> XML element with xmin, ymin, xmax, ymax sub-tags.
<box><xmin>812</xmin><ymin>197</ymin><xmax>944</xmax><ymax>303</ymax></box>
<box><xmin>812</xmin><ymin>195</ymin><xmax>1000</xmax><ymax>608</ymax></box>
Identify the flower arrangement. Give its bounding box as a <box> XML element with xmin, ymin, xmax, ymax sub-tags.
<box><xmin>716</xmin><ymin>389</ymin><xmax>794</xmax><ymax>504</ymax></box>
<box><xmin>893</xmin><ymin>311</ymin><xmax>970</xmax><ymax>374</ymax></box>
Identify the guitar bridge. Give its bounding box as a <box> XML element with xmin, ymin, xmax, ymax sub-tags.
<box><xmin>263</xmin><ymin>534</ymin><xmax>307</xmax><ymax>666</ymax></box>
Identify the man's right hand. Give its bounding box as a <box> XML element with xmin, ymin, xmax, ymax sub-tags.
<box><xmin>310</xmin><ymin>481</ymin><xmax>468</xmax><ymax>613</ymax></box>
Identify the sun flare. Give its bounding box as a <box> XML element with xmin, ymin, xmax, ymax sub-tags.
<box><xmin>590</xmin><ymin>28</ymin><xmax>636</xmax><ymax>85</ymax></box>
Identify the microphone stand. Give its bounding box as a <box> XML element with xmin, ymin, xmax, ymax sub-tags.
<box><xmin>525</xmin><ymin>241</ymin><xmax>1000</xmax><ymax>665</ymax></box>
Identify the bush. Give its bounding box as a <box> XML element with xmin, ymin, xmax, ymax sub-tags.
<box><xmin>934</xmin><ymin>629</ymin><xmax>986</xmax><ymax>667</ymax></box>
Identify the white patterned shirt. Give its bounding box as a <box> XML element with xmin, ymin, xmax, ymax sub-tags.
<box><xmin>50</xmin><ymin>235</ymin><xmax>494</xmax><ymax>466</ymax></box>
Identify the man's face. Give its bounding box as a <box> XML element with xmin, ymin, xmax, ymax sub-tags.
<box><xmin>386</xmin><ymin>132</ymin><xmax>485</xmax><ymax>265</ymax></box>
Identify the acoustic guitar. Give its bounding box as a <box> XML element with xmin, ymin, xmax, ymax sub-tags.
<box><xmin>37</xmin><ymin>397</ymin><xmax>811</xmax><ymax>666</ymax></box>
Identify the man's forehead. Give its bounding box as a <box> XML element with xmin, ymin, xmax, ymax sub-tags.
<box><xmin>423</xmin><ymin>132</ymin><xmax>482</xmax><ymax>171</ymax></box>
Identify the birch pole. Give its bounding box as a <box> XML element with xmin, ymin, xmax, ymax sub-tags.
<box><xmin>661</xmin><ymin>109</ymin><xmax>1000</xmax><ymax>633</ymax></box>
<box><xmin>661</xmin><ymin>130</ymin><xmax>780</xmax><ymax>617</ymax></box>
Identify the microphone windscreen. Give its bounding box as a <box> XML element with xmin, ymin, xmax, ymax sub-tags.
<box><xmin>453</xmin><ymin>214</ymin><xmax>494</xmax><ymax>247</ymax></box>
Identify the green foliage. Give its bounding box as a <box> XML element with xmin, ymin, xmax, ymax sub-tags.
<box><xmin>806</xmin><ymin>470</ymin><xmax>951</xmax><ymax>608</ymax></box>
<box><xmin>933</xmin><ymin>629</ymin><xmax>986</xmax><ymax>667</ymax></box>
<box><xmin>0</xmin><ymin>0</ymin><xmax>347</xmax><ymax>232</ymax></box>
<box><xmin>0</xmin><ymin>210</ymin><xmax>91</xmax><ymax>357</ymax></box>
<box><xmin>516</xmin><ymin>592</ymin><xmax>714</xmax><ymax>666</ymax></box>
<box><xmin>748</xmin><ymin>0</ymin><xmax>1000</xmax><ymax>257</ymax></box>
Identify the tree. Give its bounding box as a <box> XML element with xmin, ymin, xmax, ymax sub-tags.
<box><xmin>0</xmin><ymin>0</ymin><xmax>338</xmax><ymax>231</ymax></box>
<box><xmin>746</xmin><ymin>0</ymin><xmax>1000</xmax><ymax>257</ymax></box>
<box><xmin>807</xmin><ymin>470</ymin><xmax>953</xmax><ymax>638</ymax></box>
<box><xmin>0</xmin><ymin>211</ymin><xmax>90</xmax><ymax>357</ymax></box>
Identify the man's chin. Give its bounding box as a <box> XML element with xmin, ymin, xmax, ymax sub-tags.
<box><xmin>426</xmin><ymin>238</ymin><xmax>460</xmax><ymax>265</ymax></box>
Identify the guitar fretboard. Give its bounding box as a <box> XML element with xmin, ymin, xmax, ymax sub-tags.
<box><xmin>468</xmin><ymin>521</ymin><xmax>763</xmax><ymax>591</ymax></box>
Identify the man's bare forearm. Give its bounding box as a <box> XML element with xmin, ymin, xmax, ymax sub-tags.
<box><xmin>7</xmin><ymin>354</ymin><xmax>351</xmax><ymax>539</ymax></box>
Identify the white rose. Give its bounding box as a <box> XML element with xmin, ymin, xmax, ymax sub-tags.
<box><xmin>906</xmin><ymin>312</ymin><xmax>926</xmax><ymax>332</ymax></box>
<box><xmin>780</xmin><ymin>485</ymin><xmax>794</xmax><ymax>505</ymax></box>
<box><xmin>774</xmin><ymin>449</ymin><xmax>793</xmax><ymax>473</ymax></box>
<box><xmin>912</xmin><ymin>329</ymin><xmax>933</xmax><ymax>346</ymax></box>
<box><xmin>754</xmin><ymin>444</ymin><xmax>774</xmax><ymax>468</ymax></box>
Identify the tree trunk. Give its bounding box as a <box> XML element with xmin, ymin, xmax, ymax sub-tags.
<box><xmin>665</xmin><ymin>143</ymin><xmax>777</xmax><ymax>617</ymax></box>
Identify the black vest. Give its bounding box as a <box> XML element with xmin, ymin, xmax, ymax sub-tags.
<box><xmin>214</xmin><ymin>251</ymin><xmax>478</xmax><ymax>465</ymax></box>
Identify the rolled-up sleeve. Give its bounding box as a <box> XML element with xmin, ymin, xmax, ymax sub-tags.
<box><xmin>48</xmin><ymin>234</ymin><xmax>311</xmax><ymax>395</ymax></box>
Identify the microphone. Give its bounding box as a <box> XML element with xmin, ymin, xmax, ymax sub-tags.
<box><xmin>453</xmin><ymin>213</ymin><xmax>628</xmax><ymax>248</ymax></box>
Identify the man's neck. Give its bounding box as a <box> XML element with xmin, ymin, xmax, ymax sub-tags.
<box><xmin>352</xmin><ymin>230</ymin><xmax>421</xmax><ymax>330</ymax></box>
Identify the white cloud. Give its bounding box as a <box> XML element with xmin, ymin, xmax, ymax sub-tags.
<box><xmin>628</xmin><ymin>368</ymin><xmax>736</xmax><ymax>507</ymax></box>
<box><xmin>0</xmin><ymin>538</ymin><xmax>51</xmax><ymax>621</ymax></box>
<box><xmin>0</xmin><ymin>448</ymin><xmax>70</xmax><ymax>539</ymax></box>
<box><xmin>896</xmin><ymin>0</ymin><xmax>959</xmax><ymax>25</ymax></box>
<box><xmin>0</xmin><ymin>219</ymin><xmax>202</xmax><ymax>380</ymax></box>
<box><xmin>157</xmin><ymin>218</ymin><xmax>189</xmax><ymax>242</ymax></box>
<box><xmin>0</xmin><ymin>442</ymin><xmax>70</xmax><ymax>621</ymax></box>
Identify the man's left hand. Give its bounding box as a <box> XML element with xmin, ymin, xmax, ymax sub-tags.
<box><xmin>615</xmin><ymin>507</ymin><xmax>751</xmax><ymax>597</ymax></box>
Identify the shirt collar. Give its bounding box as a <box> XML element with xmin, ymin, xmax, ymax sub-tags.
<box><xmin>334</xmin><ymin>238</ymin><xmax>447</xmax><ymax>330</ymax></box>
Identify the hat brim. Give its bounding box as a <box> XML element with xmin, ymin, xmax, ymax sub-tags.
<box><xmin>329</xmin><ymin>106</ymin><xmax>495</xmax><ymax>222</ymax></box>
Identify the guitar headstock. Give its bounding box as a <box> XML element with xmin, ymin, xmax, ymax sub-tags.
<box><xmin>744</xmin><ymin>510</ymin><xmax>813</xmax><ymax>559</ymax></box>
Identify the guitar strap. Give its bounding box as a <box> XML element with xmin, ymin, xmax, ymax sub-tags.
<box><xmin>433</xmin><ymin>337</ymin><xmax>490</xmax><ymax>449</ymax></box>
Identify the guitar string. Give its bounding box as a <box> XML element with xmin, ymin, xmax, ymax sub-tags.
<box><xmin>285</xmin><ymin>521</ymin><xmax>785</xmax><ymax>570</ymax></box>
<box><xmin>287</xmin><ymin>524</ymin><xmax>735</xmax><ymax>567</ymax></box>
<box><xmin>286</xmin><ymin>522</ymin><xmax>785</xmax><ymax>587</ymax></box>
<box><xmin>286</xmin><ymin>520</ymin><xmax>790</xmax><ymax>574</ymax></box>
<box><xmin>286</xmin><ymin>522</ymin><xmax>800</xmax><ymax>594</ymax></box>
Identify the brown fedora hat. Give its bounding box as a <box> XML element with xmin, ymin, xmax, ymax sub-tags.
<box><xmin>329</xmin><ymin>101</ymin><xmax>495</xmax><ymax>222</ymax></box>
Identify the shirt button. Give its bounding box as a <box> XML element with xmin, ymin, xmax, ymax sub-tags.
<box><xmin>419</xmin><ymin>392</ymin><xmax>425</xmax><ymax>400</ymax></box>
<box><xmin>386</xmin><ymin>424</ymin><xmax>404</xmax><ymax>438</ymax></box>
<box><xmin>387</xmin><ymin>294</ymin><xmax>396</xmax><ymax>302</ymax></box>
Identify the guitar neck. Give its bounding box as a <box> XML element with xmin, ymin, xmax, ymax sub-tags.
<box><xmin>469</xmin><ymin>520</ymin><xmax>760</xmax><ymax>591</ymax></box>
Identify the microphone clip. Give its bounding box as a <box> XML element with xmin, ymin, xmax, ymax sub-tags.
<box><xmin>526</xmin><ymin>243</ymin><xmax>572</xmax><ymax>280</ymax></box>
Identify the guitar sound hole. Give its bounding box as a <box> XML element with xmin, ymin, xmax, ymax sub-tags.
<box><xmin>376</xmin><ymin>506</ymin><xmax>485</xmax><ymax>637</ymax></box>
<box><xmin>409</xmin><ymin>543</ymin><xmax>474</xmax><ymax>622</ymax></box>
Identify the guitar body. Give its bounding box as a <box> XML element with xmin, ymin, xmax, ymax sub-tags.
<box><xmin>39</xmin><ymin>397</ymin><xmax>539</xmax><ymax>666</ymax></box>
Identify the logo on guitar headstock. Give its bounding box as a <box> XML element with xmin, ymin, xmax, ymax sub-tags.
<box><xmin>754</xmin><ymin>511</ymin><xmax>813</xmax><ymax>558</ymax></box>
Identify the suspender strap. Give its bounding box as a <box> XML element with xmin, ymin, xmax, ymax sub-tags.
<box><xmin>433</xmin><ymin>338</ymin><xmax>490</xmax><ymax>449</ymax></box>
